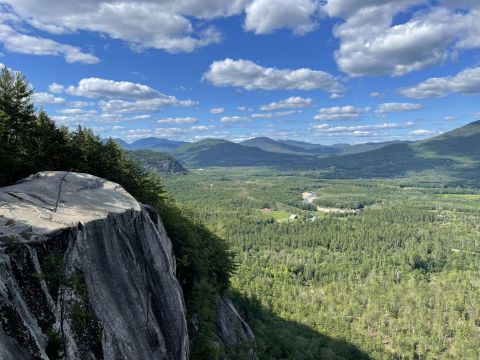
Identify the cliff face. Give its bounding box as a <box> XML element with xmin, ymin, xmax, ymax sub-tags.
<box><xmin>0</xmin><ymin>172</ymin><xmax>188</xmax><ymax>359</ymax></box>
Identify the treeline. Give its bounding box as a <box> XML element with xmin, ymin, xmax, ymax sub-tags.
<box><xmin>0</xmin><ymin>67</ymin><xmax>234</xmax><ymax>359</ymax></box>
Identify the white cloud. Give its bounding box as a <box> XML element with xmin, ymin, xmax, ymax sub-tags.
<box><xmin>203</xmin><ymin>58</ymin><xmax>343</xmax><ymax>93</ymax></box>
<box><xmin>157</xmin><ymin>117</ymin><xmax>197</xmax><ymax>124</ymax></box>
<box><xmin>369</xmin><ymin>92</ymin><xmax>383</xmax><ymax>98</ymax></box>
<box><xmin>99</xmin><ymin>98</ymin><xmax>196</xmax><ymax>113</ymax></box>
<box><xmin>375</xmin><ymin>102</ymin><xmax>423</xmax><ymax>114</ymax></box>
<box><xmin>66</xmin><ymin>78</ymin><xmax>161</xmax><ymax>99</ymax></box>
<box><xmin>131</xmin><ymin>114</ymin><xmax>151</xmax><ymax>120</ymax></box>
<box><xmin>250</xmin><ymin>110</ymin><xmax>298</xmax><ymax>119</ymax></box>
<box><xmin>52</xmin><ymin>108</ymin><xmax>98</xmax><ymax>124</ymax></box>
<box><xmin>49</xmin><ymin>83</ymin><xmax>64</xmax><ymax>93</ymax></box>
<box><xmin>190</xmin><ymin>125</ymin><xmax>217</xmax><ymax>131</ymax></box>
<box><xmin>0</xmin><ymin>22</ymin><xmax>98</xmax><ymax>64</ymax></box>
<box><xmin>474</xmin><ymin>112</ymin><xmax>480</xmax><ymax>120</ymax></box>
<box><xmin>244</xmin><ymin>0</ymin><xmax>319</xmax><ymax>35</ymax></box>
<box><xmin>314</xmin><ymin>105</ymin><xmax>370</xmax><ymax>120</ymax></box>
<box><xmin>57</xmin><ymin>108</ymin><xmax>89</xmax><ymax>115</ymax></box>
<box><xmin>32</xmin><ymin>92</ymin><xmax>65</xmax><ymax>105</ymax></box>
<box><xmin>443</xmin><ymin>116</ymin><xmax>457</xmax><ymax>121</ymax></box>
<box><xmin>210</xmin><ymin>107</ymin><xmax>225</xmax><ymax>114</ymax></box>
<box><xmin>112</xmin><ymin>125</ymin><xmax>124</xmax><ymax>130</ymax></box>
<box><xmin>260</xmin><ymin>96</ymin><xmax>313</xmax><ymax>111</ymax></box>
<box><xmin>121</xmin><ymin>127</ymin><xmax>185</xmax><ymax>140</ymax></box>
<box><xmin>220</xmin><ymin>116</ymin><xmax>250</xmax><ymax>123</ymax></box>
<box><xmin>330</xmin><ymin>93</ymin><xmax>344</xmax><ymax>99</ymax></box>
<box><xmin>409</xmin><ymin>129</ymin><xmax>437</xmax><ymax>136</ymax></box>
<box><xmin>237</xmin><ymin>106</ymin><xmax>254</xmax><ymax>112</ymax></box>
<box><xmin>399</xmin><ymin>67</ymin><xmax>480</xmax><ymax>98</ymax></box>
<box><xmin>3</xmin><ymin>1</ymin><xmax>231</xmax><ymax>54</ymax></box>
<box><xmin>329</xmin><ymin>2</ymin><xmax>480</xmax><ymax>77</ymax></box>
<box><xmin>312</xmin><ymin>121</ymin><xmax>414</xmax><ymax>133</ymax></box>
<box><xmin>59</xmin><ymin>77</ymin><xmax>196</xmax><ymax>113</ymax></box>
<box><xmin>68</xmin><ymin>100</ymin><xmax>93</xmax><ymax>108</ymax></box>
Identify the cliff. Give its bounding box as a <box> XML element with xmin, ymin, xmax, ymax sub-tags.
<box><xmin>0</xmin><ymin>171</ymin><xmax>188</xmax><ymax>359</ymax></box>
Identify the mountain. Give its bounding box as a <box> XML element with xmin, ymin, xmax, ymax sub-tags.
<box><xmin>413</xmin><ymin>120</ymin><xmax>480</xmax><ymax>160</ymax></box>
<box><xmin>173</xmin><ymin>138</ymin><xmax>319</xmax><ymax>167</ymax></box>
<box><xmin>334</xmin><ymin>140</ymin><xmax>410</xmax><ymax>155</ymax></box>
<box><xmin>128</xmin><ymin>150</ymin><xmax>188</xmax><ymax>174</ymax></box>
<box><xmin>242</xmin><ymin>137</ymin><xmax>340</xmax><ymax>156</ymax></box>
<box><xmin>106</xmin><ymin>137</ymin><xmax>189</xmax><ymax>152</ymax></box>
<box><xmin>127</xmin><ymin>137</ymin><xmax>189</xmax><ymax>151</ymax></box>
<box><xmin>316</xmin><ymin>121</ymin><xmax>480</xmax><ymax>182</ymax></box>
<box><xmin>170</xmin><ymin>121</ymin><xmax>480</xmax><ymax>185</ymax></box>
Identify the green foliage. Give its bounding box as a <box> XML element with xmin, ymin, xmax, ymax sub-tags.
<box><xmin>163</xmin><ymin>168</ymin><xmax>480</xmax><ymax>360</ymax></box>
<box><xmin>45</xmin><ymin>330</ymin><xmax>65</xmax><ymax>360</ymax></box>
<box><xmin>156</xmin><ymin>200</ymin><xmax>235</xmax><ymax>359</ymax></box>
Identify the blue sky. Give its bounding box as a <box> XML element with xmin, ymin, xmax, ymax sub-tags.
<box><xmin>1</xmin><ymin>0</ymin><xmax>480</xmax><ymax>144</ymax></box>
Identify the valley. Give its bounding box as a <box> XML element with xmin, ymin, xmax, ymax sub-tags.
<box><xmin>162</xmin><ymin>168</ymin><xmax>480</xmax><ymax>359</ymax></box>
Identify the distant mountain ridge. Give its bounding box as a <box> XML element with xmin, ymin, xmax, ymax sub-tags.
<box><xmin>108</xmin><ymin>137</ymin><xmax>188</xmax><ymax>152</ymax></box>
<box><xmin>106</xmin><ymin>121</ymin><xmax>480</xmax><ymax>184</ymax></box>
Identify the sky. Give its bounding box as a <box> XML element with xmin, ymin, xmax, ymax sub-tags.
<box><xmin>1</xmin><ymin>0</ymin><xmax>480</xmax><ymax>144</ymax></box>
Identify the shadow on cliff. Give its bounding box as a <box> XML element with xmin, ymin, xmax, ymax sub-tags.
<box><xmin>228</xmin><ymin>290</ymin><xmax>372</xmax><ymax>360</ymax></box>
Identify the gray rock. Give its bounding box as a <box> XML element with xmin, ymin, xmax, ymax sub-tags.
<box><xmin>0</xmin><ymin>171</ymin><xmax>188</xmax><ymax>360</ymax></box>
<box><xmin>216</xmin><ymin>295</ymin><xmax>257</xmax><ymax>360</ymax></box>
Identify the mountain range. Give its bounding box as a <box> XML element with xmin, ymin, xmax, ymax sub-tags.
<box><xmin>110</xmin><ymin>120</ymin><xmax>480</xmax><ymax>184</ymax></box>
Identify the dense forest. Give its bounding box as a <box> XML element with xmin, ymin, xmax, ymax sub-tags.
<box><xmin>163</xmin><ymin>168</ymin><xmax>480</xmax><ymax>359</ymax></box>
<box><xmin>0</xmin><ymin>67</ymin><xmax>234</xmax><ymax>359</ymax></box>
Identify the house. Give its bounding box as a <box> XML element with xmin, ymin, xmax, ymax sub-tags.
<box><xmin>261</xmin><ymin>207</ymin><xmax>272</xmax><ymax>212</ymax></box>
<box><xmin>290</xmin><ymin>214</ymin><xmax>298</xmax><ymax>220</ymax></box>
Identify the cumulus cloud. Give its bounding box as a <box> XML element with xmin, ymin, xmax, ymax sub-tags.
<box><xmin>260</xmin><ymin>96</ymin><xmax>313</xmax><ymax>111</ymax></box>
<box><xmin>3</xmin><ymin>0</ymin><xmax>322</xmax><ymax>56</ymax></box>
<box><xmin>409</xmin><ymin>129</ymin><xmax>437</xmax><ymax>136</ymax></box>
<box><xmin>121</xmin><ymin>127</ymin><xmax>185</xmax><ymax>140</ymax></box>
<box><xmin>220</xmin><ymin>116</ymin><xmax>250</xmax><ymax>123</ymax></box>
<box><xmin>66</xmin><ymin>78</ymin><xmax>162</xmax><ymax>99</ymax></box>
<box><xmin>399</xmin><ymin>67</ymin><xmax>480</xmax><ymax>98</ymax></box>
<box><xmin>57</xmin><ymin>77</ymin><xmax>196</xmax><ymax>113</ymax></box>
<box><xmin>375</xmin><ymin>102</ymin><xmax>423</xmax><ymax>114</ymax></box>
<box><xmin>157</xmin><ymin>117</ymin><xmax>197</xmax><ymax>124</ymax></box>
<box><xmin>244</xmin><ymin>0</ymin><xmax>319</xmax><ymax>35</ymax></box>
<box><xmin>314</xmin><ymin>106</ymin><xmax>370</xmax><ymax>121</ymax></box>
<box><xmin>312</xmin><ymin>121</ymin><xmax>414</xmax><ymax>133</ymax></box>
<box><xmin>190</xmin><ymin>125</ymin><xmax>217</xmax><ymax>131</ymax></box>
<box><xmin>203</xmin><ymin>58</ymin><xmax>343</xmax><ymax>93</ymax></box>
<box><xmin>131</xmin><ymin>114</ymin><xmax>151</xmax><ymax>120</ymax></box>
<box><xmin>210</xmin><ymin>107</ymin><xmax>225</xmax><ymax>114</ymax></box>
<box><xmin>32</xmin><ymin>92</ymin><xmax>65</xmax><ymax>105</ymax></box>
<box><xmin>49</xmin><ymin>83</ymin><xmax>65</xmax><ymax>93</ymax></box>
<box><xmin>0</xmin><ymin>22</ymin><xmax>99</xmax><ymax>64</ymax></box>
<box><xmin>99</xmin><ymin>98</ymin><xmax>196</xmax><ymax>113</ymax></box>
<box><xmin>250</xmin><ymin>110</ymin><xmax>298</xmax><ymax>119</ymax></box>
<box><xmin>329</xmin><ymin>1</ymin><xmax>480</xmax><ymax>76</ymax></box>
<box><xmin>2</xmin><ymin>1</ymin><xmax>230</xmax><ymax>54</ymax></box>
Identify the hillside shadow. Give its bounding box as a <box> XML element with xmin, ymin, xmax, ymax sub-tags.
<box><xmin>228</xmin><ymin>290</ymin><xmax>372</xmax><ymax>360</ymax></box>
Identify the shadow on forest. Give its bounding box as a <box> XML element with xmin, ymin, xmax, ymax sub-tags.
<box><xmin>228</xmin><ymin>290</ymin><xmax>372</xmax><ymax>360</ymax></box>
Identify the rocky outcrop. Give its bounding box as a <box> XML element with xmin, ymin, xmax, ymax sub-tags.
<box><xmin>216</xmin><ymin>295</ymin><xmax>257</xmax><ymax>360</ymax></box>
<box><xmin>0</xmin><ymin>172</ymin><xmax>188</xmax><ymax>359</ymax></box>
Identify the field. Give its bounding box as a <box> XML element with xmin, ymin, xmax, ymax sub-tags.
<box><xmin>162</xmin><ymin>168</ymin><xmax>480</xmax><ymax>360</ymax></box>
